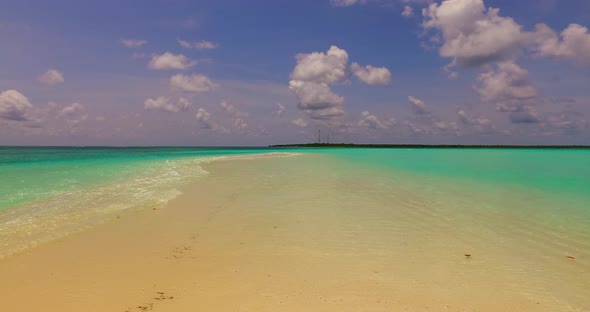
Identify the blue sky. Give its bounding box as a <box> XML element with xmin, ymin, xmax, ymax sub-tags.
<box><xmin>1</xmin><ymin>0</ymin><xmax>589</xmax><ymax>145</ymax></box>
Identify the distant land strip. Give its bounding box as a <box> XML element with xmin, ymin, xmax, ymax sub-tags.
<box><xmin>269</xmin><ymin>143</ymin><xmax>590</xmax><ymax>149</ymax></box>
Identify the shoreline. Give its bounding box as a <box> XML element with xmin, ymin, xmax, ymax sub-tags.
<box><xmin>0</xmin><ymin>151</ymin><xmax>302</xmax><ymax>260</ymax></box>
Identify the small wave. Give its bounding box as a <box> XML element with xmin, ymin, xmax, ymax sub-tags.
<box><xmin>0</xmin><ymin>152</ymin><xmax>300</xmax><ymax>259</ymax></box>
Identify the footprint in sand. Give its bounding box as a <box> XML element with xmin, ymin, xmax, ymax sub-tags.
<box><xmin>125</xmin><ymin>291</ymin><xmax>175</xmax><ymax>311</ymax></box>
<box><xmin>166</xmin><ymin>245</ymin><xmax>194</xmax><ymax>260</ymax></box>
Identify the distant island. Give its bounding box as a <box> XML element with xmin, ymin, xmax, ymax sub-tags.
<box><xmin>269</xmin><ymin>143</ymin><xmax>590</xmax><ymax>149</ymax></box>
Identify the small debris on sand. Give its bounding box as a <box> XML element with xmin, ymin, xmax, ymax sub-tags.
<box><xmin>567</xmin><ymin>256</ymin><xmax>575</xmax><ymax>260</ymax></box>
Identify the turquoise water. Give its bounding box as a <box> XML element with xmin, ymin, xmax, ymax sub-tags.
<box><xmin>4</xmin><ymin>147</ymin><xmax>588</xmax><ymax>210</ymax></box>
<box><xmin>0</xmin><ymin>147</ymin><xmax>273</xmax><ymax>210</ymax></box>
<box><xmin>324</xmin><ymin>148</ymin><xmax>590</xmax><ymax>197</ymax></box>
<box><xmin>1</xmin><ymin>147</ymin><xmax>589</xmax><ymax>260</ymax></box>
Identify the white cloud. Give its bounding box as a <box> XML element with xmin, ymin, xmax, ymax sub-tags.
<box><xmin>177</xmin><ymin>39</ymin><xmax>192</xmax><ymax>49</ymax></box>
<box><xmin>38</xmin><ymin>69</ymin><xmax>64</xmax><ymax>86</ymax></box>
<box><xmin>475</xmin><ymin>61</ymin><xmax>537</xmax><ymax>111</ymax></box>
<box><xmin>170</xmin><ymin>73</ymin><xmax>217</xmax><ymax>93</ymax></box>
<box><xmin>219</xmin><ymin>101</ymin><xmax>248</xmax><ymax>118</ymax></box>
<box><xmin>532</xmin><ymin>23</ymin><xmax>590</xmax><ymax>65</ymax></box>
<box><xmin>289</xmin><ymin>45</ymin><xmax>391</xmax><ymax>124</ymax></box>
<box><xmin>542</xmin><ymin>112</ymin><xmax>586</xmax><ymax>134</ymax></box>
<box><xmin>402</xmin><ymin>5</ymin><xmax>414</xmax><ymax>17</ymax></box>
<box><xmin>289</xmin><ymin>80</ymin><xmax>344</xmax><ymax>112</ymax></box>
<box><xmin>144</xmin><ymin>97</ymin><xmax>191</xmax><ymax>113</ymax></box>
<box><xmin>60</xmin><ymin>103</ymin><xmax>83</xmax><ymax>116</ymax></box>
<box><xmin>219</xmin><ymin>101</ymin><xmax>250</xmax><ymax>132</ymax></box>
<box><xmin>196</xmin><ymin>107</ymin><xmax>220</xmax><ymax>130</ymax></box>
<box><xmin>423</xmin><ymin>0</ymin><xmax>525</xmax><ymax>68</ymax></box>
<box><xmin>509</xmin><ymin>110</ymin><xmax>541</xmax><ymax>124</ymax></box>
<box><xmin>288</xmin><ymin>46</ymin><xmax>350</xmax><ymax>123</ymax></box>
<box><xmin>457</xmin><ymin>109</ymin><xmax>495</xmax><ymax>131</ymax></box>
<box><xmin>330</xmin><ymin>0</ymin><xmax>367</xmax><ymax>7</ymax></box>
<box><xmin>58</xmin><ymin>103</ymin><xmax>87</xmax><ymax>128</ymax></box>
<box><xmin>274</xmin><ymin>103</ymin><xmax>286</xmax><ymax>117</ymax></box>
<box><xmin>350</xmin><ymin>62</ymin><xmax>392</xmax><ymax>85</ymax></box>
<box><xmin>178</xmin><ymin>39</ymin><xmax>218</xmax><ymax>50</ymax></box>
<box><xmin>291</xmin><ymin>46</ymin><xmax>349</xmax><ymax>84</ymax></box>
<box><xmin>408</xmin><ymin>95</ymin><xmax>430</xmax><ymax>114</ymax></box>
<box><xmin>148</xmin><ymin>52</ymin><xmax>197</xmax><ymax>70</ymax></box>
<box><xmin>358</xmin><ymin>111</ymin><xmax>386</xmax><ymax>129</ymax></box>
<box><xmin>195</xmin><ymin>40</ymin><xmax>218</xmax><ymax>50</ymax></box>
<box><xmin>120</xmin><ymin>38</ymin><xmax>146</xmax><ymax>48</ymax></box>
<box><xmin>306</xmin><ymin>106</ymin><xmax>345</xmax><ymax>121</ymax></box>
<box><xmin>233</xmin><ymin>118</ymin><xmax>248</xmax><ymax>130</ymax></box>
<box><xmin>0</xmin><ymin>90</ymin><xmax>33</xmax><ymax>121</ymax></box>
<box><xmin>291</xmin><ymin>118</ymin><xmax>308</xmax><ymax>128</ymax></box>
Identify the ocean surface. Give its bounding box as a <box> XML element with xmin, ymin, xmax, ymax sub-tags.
<box><xmin>0</xmin><ymin>147</ymin><xmax>589</xmax><ymax>309</ymax></box>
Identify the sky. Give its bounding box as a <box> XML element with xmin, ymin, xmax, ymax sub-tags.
<box><xmin>1</xmin><ymin>0</ymin><xmax>589</xmax><ymax>146</ymax></box>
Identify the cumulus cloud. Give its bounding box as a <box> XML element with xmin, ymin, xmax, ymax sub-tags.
<box><xmin>350</xmin><ymin>63</ymin><xmax>392</xmax><ymax>85</ymax></box>
<box><xmin>358</xmin><ymin>111</ymin><xmax>386</xmax><ymax>129</ymax></box>
<box><xmin>144</xmin><ymin>97</ymin><xmax>191</xmax><ymax>113</ymax></box>
<box><xmin>120</xmin><ymin>38</ymin><xmax>146</xmax><ymax>48</ymax></box>
<box><xmin>475</xmin><ymin>61</ymin><xmax>537</xmax><ymax>112</ymax></box>
<box><xmin>170</xmin><ymin>73</ymin><xmax>217</xmax><ymax>93</ymax></box>
<box><xmin>289</xmin><ymin>80</ymin><xmax>344</xmax><ymax>111</ymax></box>
<box><xmin>402</xmin><ymin>5</ymin><xmax>414</xmax><ymax>17</ymax></box>
<box><xmin>330</xmin><ymin>0</ymin><xmax>367</xmax><ymax>7</ymax></box>
<box><xmin>60</xmin><ymin>103</ymin><xmax>83</xmax><ymax>116</ymax></box>
<box><xmin>422</xmin><ymin>0</ymin><xmax>590</xmax><ymax>73</ymax></box>
<box><xmin>0</xmin><ymin>90</ymin><xmax>33</xmax><ymax>121</ymax></box>
<box><xmin>306</xmin><ymin>106</ymin><xmax>345</xmax><ymax>121</ymax></box>
<box><xmin>291</xmin><ymin>118</ymin><xmax>308</xmax><ymax>128</ymax></box>
<box><xmin>289</xmin><ymin>45</ymin><xmax>395</xmax><ymax>124</ymax></box>
<box><xmin>38</xmin><ymin>69</ymin><xmax>64</xmax><ymax>86</ymax></box>
<box><xmin>289</xmin><ymin>46</ymin><xmax>349</xmax><ymax>123</ymax></box>
<box><xmin>57</xmin><ymin>103</ymin><xmax>87</xmax><ymax>128</ymax></box>
<box><xmin>291</xmin><ymin>46</ymin><xmax>349</xmax><ymax>84</ymax></box>
<box><xmin>408</xmin><ymin>95</ymin><xmax>430</xmax><ymax>114</ymax></box>
<box><xmin>531</xmin><ymin>23</ymin><xmax>590</xmax><ymax>65</ymax></box>
<box><xmin>423</xmin><ymin>0</ymin><xmax>525</xmax><ymax>68</ymax></box>
<box><xmin>148</xmin><ymin>52</ymin><xmax>197</xmax><ymax>70</ymax></box>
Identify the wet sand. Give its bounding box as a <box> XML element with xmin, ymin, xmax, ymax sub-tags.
<box><xmin>0</xmin><ymin>154</ymin><xmax>587</xmax><ymax>311</ymax></box>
